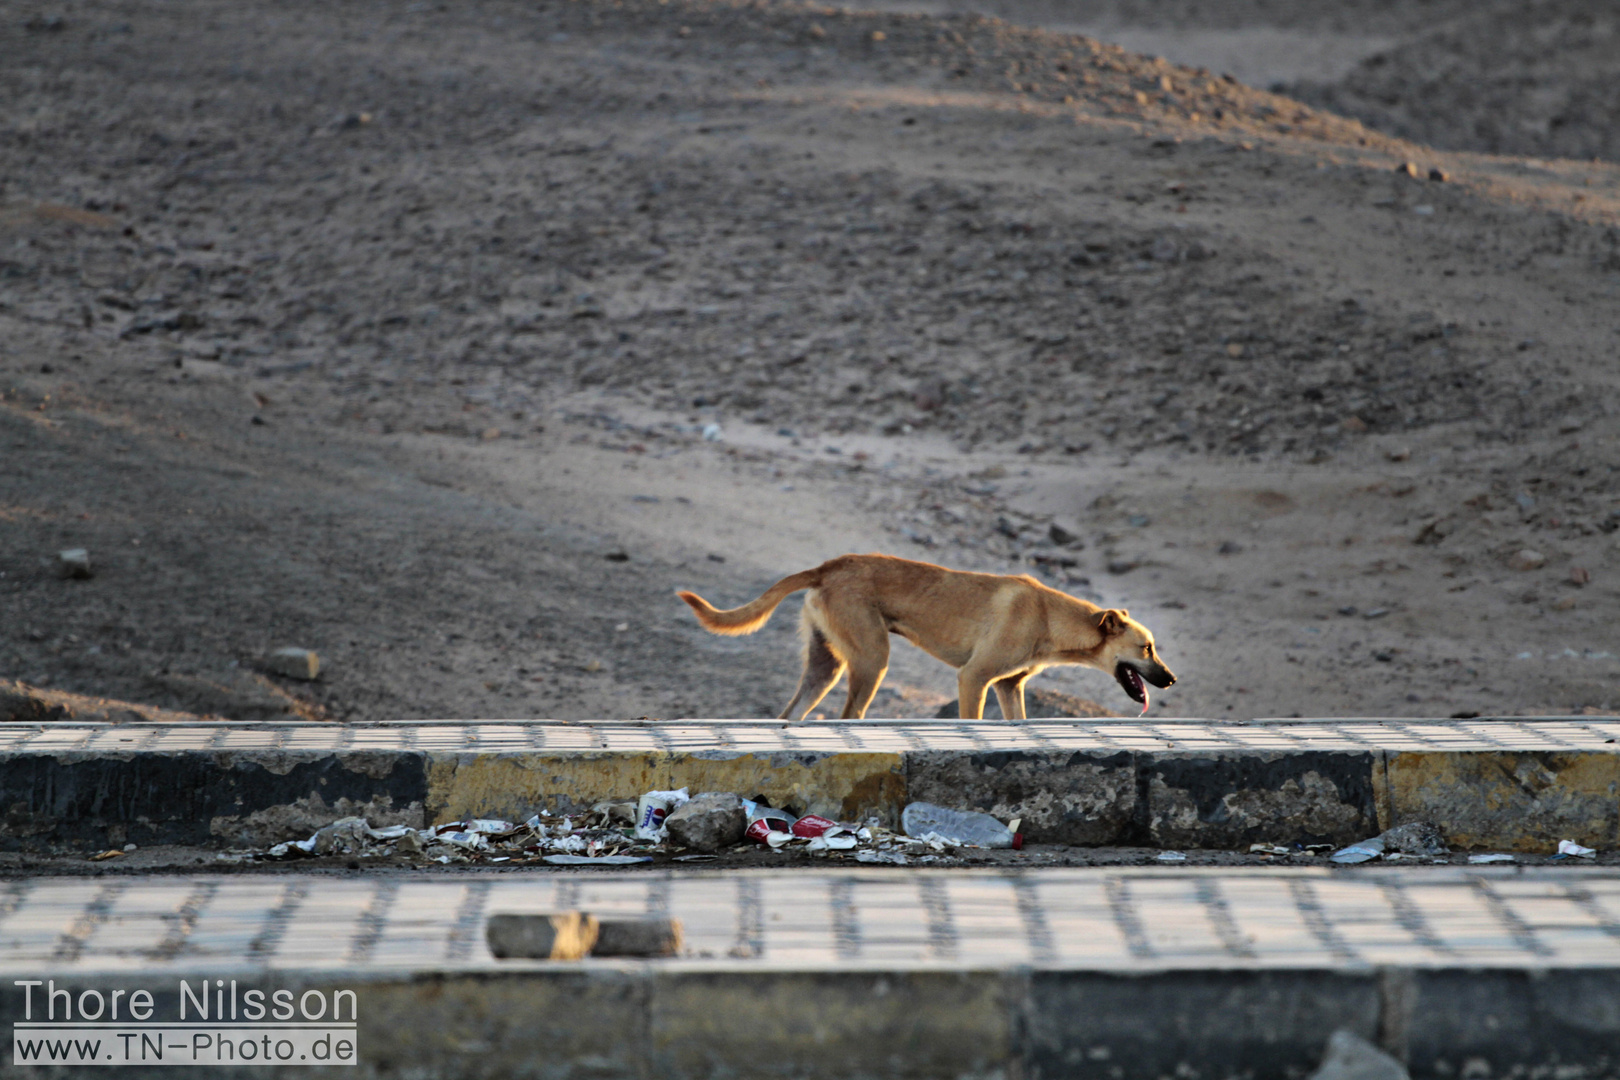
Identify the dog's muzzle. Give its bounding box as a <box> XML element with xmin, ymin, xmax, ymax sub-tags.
<box><xmin>1115</xmin><ymin>662</ymin><xmax>1176</xmax><ymax>707</ymax></box>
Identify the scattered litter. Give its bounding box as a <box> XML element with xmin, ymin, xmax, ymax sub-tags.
<box><xmin>1250</xmin><ymin>844</ymin><xmax>1292</xmax><ymax>856</ymax></box>
<box><xmin>1308</xmin><ymin>1028</ymin><xmax>1410</xmax><ymax>1080</ymax></box>
<box><xmin>1156</xmin><ymin>851</ymin><xmax>1187</xmax><ymax>863</ymax></box>
<box><xmin>635</xmin><ymin>788</ymin><xmax>690</xmax><ymax>840</ymax></box>
<box><xmin>1468</xmin><ymin>854</ymin><xmax>1516</xmax><ymax>864</ymax></box>
<box><xmin>1556</xmin><ymin>840</ymin><xmax>1597</xmax><ymax>860</ymax></box>
<box><xmin>1330</xmin><ymin>839</ymin><xmax>1384</xmax><ymax>865</ymax></box>
<box><xmin>226</xmin><ymin>791</ymin><xmax>1031</xmax><ymax>866</ymax></box>
<box><xmin>543</xmin><ymin>854</ymin><xmax>654</xmax><ymax>866</ymax></box>
<box><xmin>1332</xmin><ymin>821</ymin><xmax>1448</xmax><ymax>864</ymax></box>
<box><xmin>901</xmin><ymin>802</ymin><xmax>1016</xmax><ymax>848</ymax></box>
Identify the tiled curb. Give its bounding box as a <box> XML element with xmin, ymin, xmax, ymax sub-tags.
<box><xmin>3</xmin><ymin>868</ymin><xmax>1620</xmax><ymax>1078</ymax></box>
<box><xmin>2</xmin><ymin>718</ymin><xmax>1618</xmax><ymax>851</ymax></box>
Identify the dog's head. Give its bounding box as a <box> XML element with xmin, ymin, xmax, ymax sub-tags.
<box><xmin>1094</xmin><ymin>608</ymin><xmax>1176</xmax><ymax>713</ymax></box>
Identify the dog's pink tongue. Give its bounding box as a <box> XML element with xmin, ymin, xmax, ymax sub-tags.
<box><xmin>1138</xmin><ymin>691</ymin><xmax>1150</xmax><ymax>716</ymax></box>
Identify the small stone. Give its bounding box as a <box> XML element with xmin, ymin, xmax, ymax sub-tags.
<box><xmin>869</xmin><ymin>29</ymin><xmax>885</xmax><ymax>41</ymax></box>
<box><xmin>582</xmin><ymin>659</ymin><xmax>604</xmax><ymax>673</ymax></box>
<box><xmin>1308</xmin><ymin>1029</ymin><xmax>1409</xmax><ymax>1080</ymax></box>
<box><xmin>1395</xmin><ymin>161</ymin><xmax>1421</xmax><ymax>178</ymax></box>
<box><xmin>603</xmin><ymin>550</ymin><xmax>629</xmax><ymax>562</ymax></box>
<box><xmin>1379</xmin><ymin>820</ymin><xmax>1445</xmax><ymax>856</ymax></box>
<box><xmin>57</xmin><ymin>548</ymin><xmax>93</xmax><ymax>579</ymax></box>
<box><xmin>1551</xmin><ymin>597</ymin><xmax>1577</xmax><ymax>611</ymax></box>
<box><xmin>592</xmin><ymin>918</ymin><xmax>684</xmax><ymax>958</ymax></box>
<box><xmin>1427</xmin><ymin>168</ymin><xmax>1449</xmax><ymax>183</ymax></box>
<box><xmin>480</xmin><ymin>427</ymin><xmax>502</xmax><ymax>440</ymax></box>
<box><xmin>663</xmin><ymin>792</ymin><xmax>746</xmax><ymax>853</ymax></box>
<box><xmin>1386</xmin><ymin>448</ymin><xmax>1410</xmax><ymax>462</ymax></box>
<box><xmin>1106</xmin><ymin>559</ymin><xmax>1138</xmax><ymax>575</ymax></box>
<box><xmin>312</xmin><ymin>816</ymin><xmax>369</xmax><ymax>855</ymax></box>
<box><xmin>1049</xmin><ymin>523</ymin><xmax>1080</xmax><ymax>547</ymax></box>
<box><xmin>264</xmin><ymin>647</ymin><xmax>321</xmax><ymax>681</ymax></box>
<box><xmin>1217</xmin><ymin>541</ymin><xmax>1243</xmax><ymax>555</ymax></box>
<box><xmin>1507</xmin><ymin>548</ymin><xmax>1546</xmax><ymax>571</ymax></box>
<box><xmin>1340</xmin><ymin>416</ymin><xmax>1368</xmax><ymax>433</ymax></box>
<box><xmin>486</xmin><ymin>912</ymin><xmax>599</xmax><ymax>961</ymax></box>
<box><xmin>1569</xmin><ymin>566</ymin><xmax>1590</xmax><ymax>586</ymax></box>
<box><xmin>1149</xmin><ymin>236</ymin><xmax>1180</xmax><ymax>262</ymax></box>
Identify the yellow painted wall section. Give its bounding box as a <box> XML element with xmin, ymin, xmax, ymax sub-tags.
<box><xmin>1385</xmin><ymin>751</ymin><xmax>1620</xmax><ymax>851</ymax></box>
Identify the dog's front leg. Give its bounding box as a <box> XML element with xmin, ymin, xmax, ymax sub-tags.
<box><xmin>956</xmin><ymin>667</ymin><xmax>995</xmax><ymax>721</ymax></box>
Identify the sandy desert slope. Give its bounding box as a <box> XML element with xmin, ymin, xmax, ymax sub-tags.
<box><xmin>1</xmin><ymin>0</ymin><xmax>1617</xmax><ymax>722</ymax></box>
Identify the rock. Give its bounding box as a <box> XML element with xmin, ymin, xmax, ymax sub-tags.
<box><xmin>1308</xmin><ymin>1029</ymin><xmax>1409</xmax><ymax>1080</ymax></box>
<box><xmin>1379</xmin><ymin>820</ymin><xmax>1446</xmax><ymax>856</ymax></box>
<box><xmin>57</xmin><ymin>548</ymin><xmax>93</xmax><ymax>579</ymax></box>
<box><xmin>486</xmin><ymin>913</ymin><xmax>599</xmax><ymax>961</ymax></box>
<box><xmin>1217</xmin><ymin>541</ymin><xmax>1243</xmax><ymax>555</ymax></box>
<box><xmin>1340</xmin><ymin>416</ymin><xmax>1368</xmax><ymax>433</ymax></box>
<box><xmin>1507</xmin><ymin>549</ymin><xmax>1546</xmax><ymax>571</ymax></box>
<box><xmin>312</xmin><ymin>816</ymin><xmax>370</xmax><ymax>855</ymax></box>
<box><xmin>1427</xmin><ymin>167</ymin><xmax>1449</xmax><ymax>183</ymax></box>
<box><xmin>663</xmin><ymin>792</ymin><xmax>746</xmax><ymax>853</ymax></box>
<box><xmin>1569</xmin><ymin>566</ymin><xmax>1590</xmax><ymax>586</ymax></box>
<box><xmin>264</xmin><ymin>647</ymin><xmax>320</xmax><ymax>680</ymax></box>
<box><xmin>1149</xmin><ymin>236</ymin><xmax>1180</xmax><ymax>262</ymax></box>
<box><xmin>1048</xmin><ymin>523</ymin><xmax>1080</xmax><ymax>547</ymax></box>
<box><xmin>0</xmin><ymin>681</ymin><xmax>67</xmax><ymax>722</ymax></box>
<box><xmin>1395</xmin><ymin>161</ymin><xmax>1421</xmax><ymax>179</ymax></box>
<box><xmin>592</xmin><ymin>918</ymin><xmax>684</xmax><ymax>957</ymax></box>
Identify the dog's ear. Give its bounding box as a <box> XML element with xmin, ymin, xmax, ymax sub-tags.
<box><xmin>1098</xmin><ymin>609</ymin><xmax>1128</xmax><ymax>636</ymax></box>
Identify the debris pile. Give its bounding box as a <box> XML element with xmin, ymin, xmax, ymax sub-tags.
<box><xmin>222</xmin><ymin>791</ymin><xmax>1027</xmax><ymax>866</ymax></box>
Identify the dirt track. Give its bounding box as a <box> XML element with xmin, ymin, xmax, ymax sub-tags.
<box><xmin>2</xmin><ymin>0</ymin><xmax>1619</xmax><ymax>724</ymax></box>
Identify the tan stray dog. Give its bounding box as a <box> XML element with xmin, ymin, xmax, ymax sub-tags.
<box><xmin>678</xmin><ymin>553</ymin><xmax>1176</xmax><ymax>721</ymax></box>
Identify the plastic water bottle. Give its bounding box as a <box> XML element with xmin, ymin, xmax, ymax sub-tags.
<box><xmin>901</xmin><ymin>802</ymin><xmax>1016</xmax><ymax>848</ymax></box>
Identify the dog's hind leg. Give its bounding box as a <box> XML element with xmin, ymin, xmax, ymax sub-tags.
<box><xmin>826</xmin><ymin>606</ymin><xmax>889</xmax><ymax>720</ymax></box>
<box><xmin>779</xmin><ymin>627</ymin><xmax>845</xmax><ymax>722</ymax></box>
<box><xmin>991</xmin><ymin>671</ymin><xmax>1030</xmax><ymax>721</ymax></box>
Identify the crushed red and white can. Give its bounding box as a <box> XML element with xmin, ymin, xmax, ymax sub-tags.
<box><xmin>744</xmin><ymin>819</ymin><xmax>793</xmax><ymax>847</ymax></box>
<box><xmin>791</xmin><ymin>815</ymin><xmax>841</xmax><ymax>839</ymax></box>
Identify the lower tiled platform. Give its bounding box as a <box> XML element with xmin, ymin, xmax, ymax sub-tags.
<box><xmin>3</xmin><ymin>867</ymin><xmax>1619</xmax><ymax>1078</ymax></box>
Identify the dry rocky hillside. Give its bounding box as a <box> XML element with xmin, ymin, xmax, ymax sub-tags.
<box><xmin>1</xmin><ymin>0</ymin><xmax>1617</xmax><ymax>724</ymax></box>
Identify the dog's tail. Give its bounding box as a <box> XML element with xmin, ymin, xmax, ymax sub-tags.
<box><xmin>677</xmin><ymin>568</ymin><xmax>821</xmax><ymax>636</ymax></box>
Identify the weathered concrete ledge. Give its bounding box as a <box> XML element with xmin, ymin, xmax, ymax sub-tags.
<box><xmin>1</xmin><ymin>718</ymin><xmax>1617</xmax><ymax>852</ymax></box>
<box><xmin>9</xmin><ymin>966</ymin><xmax>1618</xmax><ymax>1079</ymax></box>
